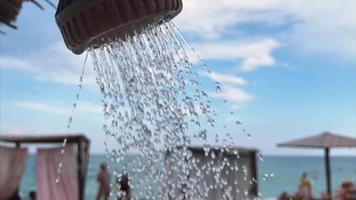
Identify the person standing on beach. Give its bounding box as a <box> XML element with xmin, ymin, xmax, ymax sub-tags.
<box><xmin>96</xmin><ymin>163</ymin><xmax>111</xmax><ymax>200</ymax></box>
<box><xmin>117</xmin><ymin>173</ymin><xmax>131</xmax><ymax>200</ymax></box>
<box><xmin>29</xmin><ymin>191</ymin><xmax>36</xmax><ymax>200</ymax></box>
<box><xmin>295</xmin><ymin>173</ymin><xmax>313</xmax><ymax>200</ymax></box>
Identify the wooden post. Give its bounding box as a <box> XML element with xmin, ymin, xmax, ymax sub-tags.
<box><xmin>325</xmin><ymin>148</ymin><xmax>332</xmax><ymax>197</ymax></box>
<box><xmin>77</xmin><ymin>140</ymin><xmax>83</xmax><ymax>200</ymax></box>
<box><xmin>15</xmin><ymin>142</ymin><xmax>21</xmax><ymax>198</ymax></box>
<box><xmin>249</xmin><ymin>151</ymin><xmax>258</xmax><ymax>197</ymax></box>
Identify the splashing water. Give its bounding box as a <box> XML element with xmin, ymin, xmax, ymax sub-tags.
<box><xmin>55</xmin><ymin>52</ymin><xmax>89</xmax><ymax>184</ymax></box>
<box><xmin>85</xmin><ymin>21</ymin><xmax>257</xmax><ymax>200</ymax></box>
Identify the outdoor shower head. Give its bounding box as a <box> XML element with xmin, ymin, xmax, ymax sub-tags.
<box><xmin>55</xmin><ymin>0</ymin><xmax>183</xmax><ymax>54</ymax></box>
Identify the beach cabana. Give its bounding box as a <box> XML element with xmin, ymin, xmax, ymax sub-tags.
<box><xmin>0</xmin><ymin>134</ymin><xmax>90</xmax><ymax>200</ymax></box>
<box><xmin>277</xmin><ymin>131</ymin><xmax>356</xmax><ymax>197</ymax></box>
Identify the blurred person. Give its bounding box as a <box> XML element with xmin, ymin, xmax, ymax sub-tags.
<box><xmin>321</xmin><ymin>192</ymin><xmax>330</xmax><ymax>200</ymax></box>
<box><xmin>117</xmin><ymin>173</ymin><xmax>131</xmax><ymax>200</ymax></box>
<box><xmin>335</xmin><ymin>180</ymin><xmax>353</xmax><ymax>200</ymax></box>
<box><xmin>96</xmin><ymin>163</ymin><xmax>110</xmax><ymax>200</ymax></box>
<box><xmin>277</xmin><ymin>192</ymin><xmax>290</xmax><ymax>200</ymax></box>
<box><xmin>349</xmin><ymin>182</ymin><xmax>356</xmax><ymax>200</ymax></box>
<box><xmin>29</xmin><ymin>191</ymin><xmax>36</xmax><ymax>200</ymax></box>
<box><xmin>295</xmin><ymin>173</ymin><xmax>312</xmax><ymax>200</ymax></box>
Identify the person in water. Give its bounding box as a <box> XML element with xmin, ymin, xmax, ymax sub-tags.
<box><xmin>117</xmin><ymin>173</ymin><xmax>131</xmax><ymax>200</ymax></box>
<box><xmin>96</xmin><ymin>163</ymin><xmax>111</xmax><ymax>200</ymax></box>
<box><xmin>295</xmin><ymin>173</ymin><xmax>313</xmax><ymax>199</ymax></box>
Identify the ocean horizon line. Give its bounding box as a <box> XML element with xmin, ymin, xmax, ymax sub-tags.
<box><xmin>23</xmin><ymin>152</ymin><xmax>356</xmax><ymax>157</ymax></box>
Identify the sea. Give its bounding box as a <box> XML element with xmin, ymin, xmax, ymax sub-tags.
<box><xmin>19</xmin><ymin>155</ymin><xmax>356</xmax><ymax>199</ymax></box>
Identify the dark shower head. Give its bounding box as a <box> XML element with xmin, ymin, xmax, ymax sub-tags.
<box><xmin>56</xmin><ymin>0</ymin><xmax>183</xmax><ymax>54</ymax></box>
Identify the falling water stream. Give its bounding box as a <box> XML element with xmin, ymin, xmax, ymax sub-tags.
<box><xmin>57</xmin><ymin>20</ymin><xmax>261</xmax><ymax>200</ymax></box>
<box><xmin>85</xmin><ymin>20</ymin><xmax>257</xmax><ymax>200</ymax></box>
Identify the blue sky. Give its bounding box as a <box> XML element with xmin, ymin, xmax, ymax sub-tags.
<box><xmin>1</xmin><ymin>0</ymin><xmax>355</xmax><ymax>155</ymax></box>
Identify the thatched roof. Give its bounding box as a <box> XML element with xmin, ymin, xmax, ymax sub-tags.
<box><xmin>0</xmin><ymin>0</ymin><xmax>55</xmax><ymax>33</ymax></box>
<box><xmin>0</xmin><ymin>0</ymin><xmax>24</xmax><ymax>29</ymax></box>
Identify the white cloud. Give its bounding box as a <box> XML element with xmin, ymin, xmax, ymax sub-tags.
<box><xmin>176</xmin><ymin>0</ymin><xmax>287</xmax><ymax>39</ymax></box>
<box><xmin>15</xmin><ymin>101</ymin><xmax>101</xmax><ymax>116</ymax></box>
<box><xmin>0</xmin><ymin>124</ymin><xmax>50</xmax><ymax>135</ymax></box>
<box><xmin>78</xmin><ymin>102</ymin><xmax>103</xmax><ymax>114</ymax></box>
<box><xmin>0</xmin><ymin>42</ymin><xmax>97</xmax><ymax>87</ymax></box>
<box><xmin>201</xmin><ymin>70</ymin><xmax>254</xmax><ymax>107</ymax></box>
<box><xmin>209</xmin><ymin>86</ymin><xmax>254</xmax><ymax>105</ymax></box>
<box><xmin>284</xmin><ymin>0</ymin><xmax>356</xmax><ymax>60</ymax></box>
<box><xmin>0</xmin><ymin>57</ymin><xmax>32</xmax><ymax>70</ymax></box>
<box><xmin>202</xmin><ymin>71</ymin><xmax>247</xmax><ymax>85</ymax></box>
<box><xmin>16</xmin><ymin>101</ymin><xmax>69</xmax><ymax>115</ymax></box>
<box><xmin>177</xmin><ymin>0</ymin><xmax>356</xmax><ymax>61</ymax></box>
<box><xmin>192</xmin><ymin>39</ymin><xmax>280</xmax><ymax>71</ymax></box>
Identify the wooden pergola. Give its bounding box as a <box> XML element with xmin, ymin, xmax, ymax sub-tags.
<box><xmin>0</xmin><ymin>134</ymin><xmax>90</xmax><ymax>200</ymax></box>
<box><xmin>277</xmin><ymin>131</ymin><xmax>356</xmax><ymax>197</ymax></box>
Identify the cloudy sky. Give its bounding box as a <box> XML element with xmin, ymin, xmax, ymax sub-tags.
<box><xmin>1</xmin><ymin>0</ymin><xmax>355</xmax><ymax>155</ymax></box>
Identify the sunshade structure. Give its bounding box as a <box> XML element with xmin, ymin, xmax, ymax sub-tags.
<box><xmin>0</xmin><ymin>134</ymin><xmax>90</xmax><ymax>200</ymax></box>
<box><xmin>277</xmin><ymin>131</ymin><xmax>356</xmax><ymax>197</ymax></box>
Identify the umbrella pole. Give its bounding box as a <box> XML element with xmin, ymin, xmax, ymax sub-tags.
<box><xmin>324</xmin><ymin>148</ymin><xmax>332</xmax><ymax>198</ymax></box>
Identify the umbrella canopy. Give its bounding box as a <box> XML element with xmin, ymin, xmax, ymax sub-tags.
<box><xmin>278</xmin><ymin>131</ymin><xmax>356</xmax><ymax>148</ymax></box>
<box><xmin>277</xmin><ymin>131</ymin><xmax>356</xmax><ymax>197</ymax></box>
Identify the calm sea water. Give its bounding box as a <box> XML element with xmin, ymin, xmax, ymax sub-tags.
<box><xmin>19</xmin><ymin>155</ymin><xmax>356</xmax><ymax>199</ymax></box>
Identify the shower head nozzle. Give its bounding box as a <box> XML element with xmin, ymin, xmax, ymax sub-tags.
<box><xmin>55</xmin><ymin>0</ymin><xmax>183</xmax><ymax>54</ymax></box>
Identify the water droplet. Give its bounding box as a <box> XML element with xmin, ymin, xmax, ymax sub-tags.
<box><xmin>257</xmin><ymin>153</ymin><xmax>264</xmax><ymax>162</ymax></box>
<box><xmin>62</xmin><ymin>138</ymin><xmax>67</xmax><ymax>147</ymax></box>
<box><xmin>247</xmin><ymin>133</ymin><xmax>252</xmax><ymax>139</ymax></box>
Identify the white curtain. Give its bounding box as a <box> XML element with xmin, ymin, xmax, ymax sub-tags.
<box><xmin>36</xmin><ymin>144</ymin><xmax>79</xmax><ymax>200</ymax></box>
<box><xmin>0</xmin><ymin>146</ymin><xmax>28</xmax><ymax>200</ymax></box>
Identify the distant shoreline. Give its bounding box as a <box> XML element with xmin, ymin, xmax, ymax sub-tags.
<box><xmin>81</xmin><ymin>153</ymin><xmax>356</xmax><ymax>157</ymax></box>
<box><xmin>24</xmin><ymin>152</ymin><xmax>356</xmax><ymax>157</ymax></box>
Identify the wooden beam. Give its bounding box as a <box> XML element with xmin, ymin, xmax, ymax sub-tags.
<box><xmin>77</xmin><ymin>140</ymin><xmax>84</xmax><ymax>200</ymax></box>
<box><xmin>0</xmin><ymin>134</ymin><xmax>90</xmax><ymax>144</ymax></box>
<box><xmin>81</xmin><ymin>142</ymin><xmax>90</xmax><ymax>200</ymax></box>
<box><xmin>249</xmin><ymin>151</ymin><xmax>258</xmax><ymax>196</ymax></box>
